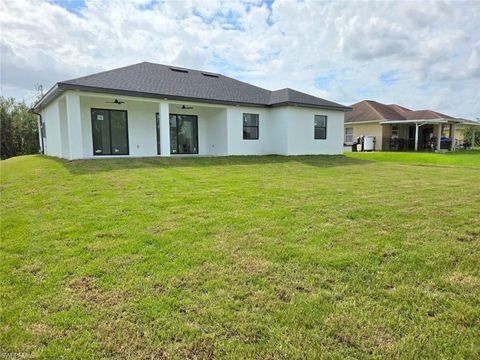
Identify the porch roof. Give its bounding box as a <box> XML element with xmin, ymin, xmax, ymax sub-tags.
<box><xmin>379</xmin><ymin>118</ymin><xmax>480</xmax><ymax>126</ymax></box>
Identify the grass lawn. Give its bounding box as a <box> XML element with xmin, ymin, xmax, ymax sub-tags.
<box><xmin>1</xmin><ymin>153</ymin><xmax>479</xmax><ymax>358</ymax></box>
<box><xmin>345</xmin><ymin>149</ymin><xmax>480</xmax><ymax>167</ymax></box>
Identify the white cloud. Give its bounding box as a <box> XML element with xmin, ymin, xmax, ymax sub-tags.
<box><xmin>0</xmin><ymin>0</ymin><xmax>479</xmax><ymax>119</ymax></box>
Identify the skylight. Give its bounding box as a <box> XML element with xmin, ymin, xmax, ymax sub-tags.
<box><xmin>170</xmin><ymin>67</ymin><xmax>189</xmax><ymax>73</ymax></box>
<box><xmin>202</xmin><ymin>72</ymin><xmax>219</xmax><ymax>78</ymax></box>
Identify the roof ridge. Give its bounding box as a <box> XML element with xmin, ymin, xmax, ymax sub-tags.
<box><xmin>363</xmin><ymin>100</ymin><xmax>387</xmax><ymax>120</ymax></box>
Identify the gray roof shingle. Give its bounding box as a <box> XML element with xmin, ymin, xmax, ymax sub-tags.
<box><xmin>269</xmin><ymin>88</ymin><xmax>347</xmax><ymax>108</ymax></box>
<box><xmin>35</xmin><ymin>62</ymin><xmax>349</xmax><ymax>111</ymax></box>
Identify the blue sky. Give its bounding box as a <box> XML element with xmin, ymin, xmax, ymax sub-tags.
<box><xmin>49</xmin><ymin>0</ymin><xmax>86</xmax><ymax>15</ymax></box>
<box><xmin>1</xmin><ymin>0</ymin><xmax>480</xmax><ymax>119</ymax></box>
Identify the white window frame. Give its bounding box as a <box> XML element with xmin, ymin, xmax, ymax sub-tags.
<box><xmin>345</xmin><ymin>127</ymin><xmax>353</xmax><ymax>144</ymax></box>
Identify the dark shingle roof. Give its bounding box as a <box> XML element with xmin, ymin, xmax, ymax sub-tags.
<box><xmin>269</xmin><ymin>88</ymin><xmax>348</xmax><ymax>109</ymax></box>
<box><xmin>35</xmin><ymin>62</ymin><xmax>349</xmax><ymax>111</ymax></box>
<box><xmin>345</xmin><ymin>100</ymin><xmax>456</xmax><ymax>123</ymax></box>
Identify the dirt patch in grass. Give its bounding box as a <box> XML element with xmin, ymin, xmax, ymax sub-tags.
<box><xmin>66</xmin><ymin>277</ymin><xmax>131</xmax><ymax>308</ymax></box>
<box><xmin>22</xmin><ymin>261</ymin><xmax>46</xmax><ymax>281</ymax></box>
<box><xmin>175</xmin><ymin>335</ymin><xmax>219</xmax><ymax>359</ymax></box>
<box><xmin>96</xmin><ymin>316</ymin><xmax>151</xmax><ymax>359</ymax></box>
<box><xmin>275</xmin><ymin>288</ymin><xmax>291</xmax><ymax>303</ymax></box>
<box><xmin>325</xmin><ymin>314</ymin><xmax>396</xmax><ymax>355</ymax></box>
<box><xmin>447</xmin><ymin>272</ymin><xmax>478</xmax><ymax>286</ymax></box>
<box><xmin>147</xmin><ymin>220</ymin><xmax>179</xmax><ymax>235</ymax></box>
<box><xmin>456</xmin><ymin>229</ymin><xmax>480</xmax><ymax>243</ymax></box>
<box><xmin>30</xmin><ymin>322</ymin><xmax>51</xmax><ymax>335</ymax></box>
<box><xmin>237</xmin><ymin>257</ymin><xmax>271</xmax><ymax>275</ymax></box>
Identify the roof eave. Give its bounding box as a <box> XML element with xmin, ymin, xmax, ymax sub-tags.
<box><xmin>344</xmin><ymin>119</ymin><xmax>382</xmax><ymax>124</ymax></box>
<box><xmin>32</xmin><ymin>83</ymin><xmax>62</xmax><ymax>112</ymax></box>
<box><xmin>45</xmin><ymin>83</ymin><xmax>270</xmax><ymax>108</ymax></box>
<box><xmin>379</xmin><ymin>118</ymin><xmax>454</xmax><ymax>124</ymax></box>
<box><xmin>269</xmin><ymin>101</ymin><xmax>351</xmax><ymax>111</ymax></box>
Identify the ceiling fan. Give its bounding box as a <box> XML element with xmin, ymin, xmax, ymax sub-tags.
<box><xmin>106</xmin><ymin>99</ymin><xmax>125</xmax><ymax>105</ymax></box>
<box><xmin>180</xmin><ymin>105</ymin><xmax>193</xmax><ymax>109</ymax></box>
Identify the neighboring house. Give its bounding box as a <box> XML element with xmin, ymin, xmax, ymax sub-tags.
<box><xmin>344</xmin><ymin>100</ymin><xmax>479</xmax><ymax>151</ymax></box>
<box><xmin>32</xmin><ymin>62</ymin><xmax>350</xmax><ymax>160</ymax></box>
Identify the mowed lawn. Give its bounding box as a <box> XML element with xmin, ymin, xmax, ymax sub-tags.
<box><xmin>1</xmin><ymin>153</ymin><xmax>479</xmax><ymax>359</ymax></box>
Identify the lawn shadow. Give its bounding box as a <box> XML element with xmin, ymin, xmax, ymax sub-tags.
<box><xmin>45</xmin><ymin>154</ymin><xmax>373</xmax><ymax>176</ymax></box>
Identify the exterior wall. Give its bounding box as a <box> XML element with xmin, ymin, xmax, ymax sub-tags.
<box><xmin>444</xmin><ymin>125</ymin><xmax>466</xmax><ymax>141</ymax></box>
<box><xmin>170</xmin><ymin>105</ymin><xmax>227</xmax><ymax>156</ymax></box>
<box><xmin>44</xmin><ymin>90</ymin><xmax>347</xmax><ymax>159</ymax></box>
<box><xmin>79</xmin><ymin>96</ymin><xmax>159</xmax><ymax>158</ymax></box>
<box><xmin>344</xmin><ymin>122</ymin><xmax>384</xmax><ymax>150</ymax></box>
<box><xmin>58</xmin><ymin>98</ymin><xmax>69</xmax><ymax>159</ymax></box>
<box><xmin>226</xmin><ymin>106</ymin><xmax>274</xmax><ymax>155</ymax></box>
<box><xmin>226</xmin><ymin>105</ymin><xmax>344</xmax><ymax>156</ymax></box>
<box><xmin>287</xmin><ymin>107</ymin><xmax>344</xmax><ymax>155</ymax></box>
<box><xmin>269</xmin><ymin>107</ymin><xmax>290</xmax><ymax>155</ymax></box>
<box><xmin>41</xmin><ymin>99</ymin><xmax>63</xmax><ymax>157</ymax></box>
<box><xmin>455</xmin><ymin>127</ymin><xmax>465</xmax><ymax>141</ymax></box>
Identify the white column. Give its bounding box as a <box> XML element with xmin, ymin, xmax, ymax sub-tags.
<box><xmin>436</xmin><ymin>123</ymin><xmax>442</xmax><ymax>151</ymax></box>
<box><xmin>65</xmin><ymin>92</ymin><xmax>83</xmax><ymax>160</ymax></box>
<box><xmin>414</xmin><ymin>123</ymin><xmax>419</xmax><ymax>151</ymax></box>
<box><xmin>159</xmin><ymin>101</ymin><xmax>170</xmax><ymax>156</ymax></box>
<box><xmin>450</xmin><ymin>123</ymin><xmax>456</xmax><ymax>151</ymax></box>
<box><xmin>472</xmin><ymin>128</ymin><xmax>476</xmax><ymax>149</ymax></box>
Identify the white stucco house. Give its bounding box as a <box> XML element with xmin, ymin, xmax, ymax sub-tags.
<box><xmin>32</xmin><ymin>62</ymin><xmax>350</xmax><ymax>159</ymax></box>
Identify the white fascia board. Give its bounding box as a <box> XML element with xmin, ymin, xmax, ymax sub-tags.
<box><xmin>344</xmin><ymin>120</ymin><xmax>381</xmax><ymax>125</ymax></box>
<box><xmin>379</xmin><ymin>119</ymin><xmax>451</xmax><ymax>125</ymax></box>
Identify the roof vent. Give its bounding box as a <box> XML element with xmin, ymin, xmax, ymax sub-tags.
<box><xmin>170</xmin><ymin>67</ymin><xmax>189</xmax><ymax>73</ymax></box>
<box><xmin>202</xmin><ymin>72</ymin><xmax>219</xmax><ymax>78</ymax></box>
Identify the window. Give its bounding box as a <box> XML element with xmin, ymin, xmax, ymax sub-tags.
<box><xmin>314</xmin><ymin>115</ymin><xmax>327</xmax><ymax>139</ymax></box>
<box><xmin>345</xmin><ymin>127</ymin><xmax>353</xmax><ymax>144</ymax></box>
<box><xmin>91</xmin><ymin>109</ymin><xmax>129</xmax><ymax>155</ymax></box>
<box><xmin>391</xmin><ymin>125</ymin><xmax>399</xmax><ymax>139</ymax></box>
<box><xmin>243</xmin><ymin>113</ymin><xmax>259</xmax><ymax>140</ymax></box>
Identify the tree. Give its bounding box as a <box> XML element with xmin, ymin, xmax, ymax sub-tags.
<box><xmin>463</xmin><ymin>126</ymin><xmax>480</xmax><ymax>148</ymax></box>
<box><xmin>0</xmin><ymin>97</ymin><xmax>40</xmax><ymax>159</ymax></box>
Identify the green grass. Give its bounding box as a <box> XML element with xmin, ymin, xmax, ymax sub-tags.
<box><xmin>346</xmin><ymin>149</ymin><xmax>480</xmax><ymax>167</ymax></box>
<box><xmin>1</xmin><ymin>153</ymin><xmax>479</xmax><ymax>359</ymax></box>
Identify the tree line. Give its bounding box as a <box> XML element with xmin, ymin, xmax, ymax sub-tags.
<box><xmin>1</xmin><ymin>96</ymin><xmax>40</xmax><ymax>159</ymax></box>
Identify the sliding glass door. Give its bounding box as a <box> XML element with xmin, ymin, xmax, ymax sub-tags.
<box><xmin>91</xmin><ymin>109</ymin><xmax>128</xmax><ymax>155</ymax></box>
<box><xmin>169</xmin><ymin>114</ymin><xmax>198</xmax><ymax>154</ymax></box>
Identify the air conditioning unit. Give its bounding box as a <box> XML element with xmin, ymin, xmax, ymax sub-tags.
<box><xmin>363</xmin><ymin>136</ymin><xmax>375</xmax><ymax>151</ymax></box>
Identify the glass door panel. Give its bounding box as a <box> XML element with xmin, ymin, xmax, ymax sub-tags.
<box><xmin>170</xmin><ymin>114</ymin><xmax>198</xmax><ymax>154</ymax></box>
<box><xmin>177</xmin><ymin>115</ymin><xmax>198</xmax><ymax>154</ymax></box>
<box><xmin>169</xmin><ymin>115</ymin><xmax>178</xmax><ymax>154</ymax></box>
<box><xmin>91</xmin><ymin>109</ymin><xmax>111</xmax><ymax>155</ymax></box>
<box><xmin>110</xmin><ymin>111</ymin><xmax>128</xmax><ymax>155</ymax></box>
<box><xmin>91</xmin><ymin>109</ymin><xmax>129</xmax><ymax>155</ymax></box>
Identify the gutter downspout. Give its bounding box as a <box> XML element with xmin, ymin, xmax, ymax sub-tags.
<box><xmin>30</xmin><ymin>109</ymin><xmax>44</xmax><ymax>154</ymax></box>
